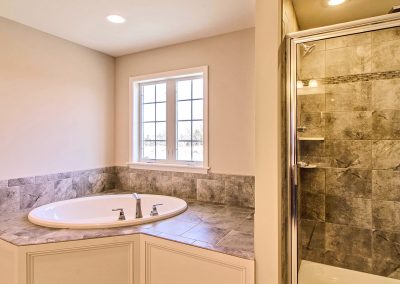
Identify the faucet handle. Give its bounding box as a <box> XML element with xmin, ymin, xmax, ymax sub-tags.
<box><xmin>150</xmin><ymin>204</ymin><xmax>163</xmax><ymax>216</ymax></box>
<box><xmin>112</xmin><ymin>208</ymin><xmax>126</xmax><ymax>221</ymax></box>
<box><xmin>133</xmin><ymin>193</ymin><xmax>141</xmax><ymax>200</ymax></box>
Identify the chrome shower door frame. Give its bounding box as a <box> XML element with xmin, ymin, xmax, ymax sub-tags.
<box><xmin>286</xmin><ymin>13</ymin><xmax>400</xmax><ymax>284</ymax></box>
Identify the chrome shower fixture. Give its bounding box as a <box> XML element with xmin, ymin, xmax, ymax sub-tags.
<box><xmin>300</xmin><ymin>43</ymin><xmax>316</xmax><ymax>56</ymax></box>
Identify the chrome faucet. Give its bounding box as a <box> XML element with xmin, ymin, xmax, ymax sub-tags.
<box><xmin>133</xmin><ymin>193</ymin><xmax>143</xmax><ymax>218</ymax></box>
<box><xmin>150</xmin><ymin>204</ymin><xmax>163</xmax><ymax>216</ymax></box>
<box><xmin>112</xmin><ymin>208</ymin><xmax>126</xmax><ymax>221</ymax></box>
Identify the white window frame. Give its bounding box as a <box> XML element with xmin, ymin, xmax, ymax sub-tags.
<box><xmin>128</xmin><ymin>66</ymin><xmax>209</xmax><ymax>174</ymax></box>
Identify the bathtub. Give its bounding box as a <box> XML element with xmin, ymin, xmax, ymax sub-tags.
<box><xmin>299</xmin><ymin>260</ymin><xmax>400</xmax><ymax>284</ymax></box>
<box><xmin>28</xmin><ymin>194</ymin><xmax>187</xmax><ymax>229</ymax></box>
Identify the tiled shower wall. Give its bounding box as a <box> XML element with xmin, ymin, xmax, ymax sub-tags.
<box><xmin>0</xmin><ymin>167</ymin><xmax>255</xmax><ymax>214</ymax></box>
<box><xmin>298</xmin><ymin>27</ymin><xmax>400</xmax><ymax>278</ymax></box>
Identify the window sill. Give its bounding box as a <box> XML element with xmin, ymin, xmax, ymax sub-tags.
<box><xmin>128</xmin><ymin>162</ymin><xmax>210</xmax><ymax>174</ymax></box>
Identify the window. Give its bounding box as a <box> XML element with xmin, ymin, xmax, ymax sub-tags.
<box><xmin>129</xmin><ymin>66</ymin><xmax>208</xmax><ymax>173</ymax></box>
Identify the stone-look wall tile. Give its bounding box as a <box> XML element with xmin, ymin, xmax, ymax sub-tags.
<box><xmin>372</xmin><ymin>40</ymin><xmax>400</xmax><ymax>72</ymax></box>
<box><xmin>299</xmin><ymin>112</ymin><xmax>324</xmax><ymax>138</ymax></box>
<box><xmin>72</xmin><ymin>175</ymin><xmax>89</xmax><ymax>197</ymax></box>
<box><xmin>197</xmin><ymin>179</ymin><xmax>225</xmax><ymax>204</ymax></box>
<box><xmin>302</xmin><ymin>246</ymin><xmax>326</xmax><ymax>263</ymax></box>
<box><xmin>326</xmin><ymin>196</ymin><xmax>372</xmax><ymax>229</ymax></box>
<box><xmin>8</xmin><ymin>177</ymin><xmax>35</xmax><ymax>187</ymax></box>
<box><xmin>326</xmin><ymin>45</ymin><xmax>371</xmax><ymax>77</ymax></box>
<box><xmin>372</xmin><ymin>200</ymin><xmax>400</xmax><ymax>232</ymax></box>
<box><xmin>300</xmin><ymin>169</ymin><xmax>325</xmax><ymax>194</ymax></box>
<box><xmin>372</xmin><ymin>140</ymin><xmax>400</xmax><ymax>170</ymax></box>
<box><xmin>301</xmin><ymin>220</ymin><xmax>325</xmax><ymax>250</ymax></box>
<box><xmin>225</xmin><ymin>176</ymin><xmax>255</xmax><ymax>208</ymax></box>
<box><xmin>371</xmin><ymin>79</ymin><xmax>400</xmax><ymax>110</ymax></box>
<box><xmin>372</xmin><ymin>230</ymin><xmax>400</xmax><ymax>279</ymax></box>
<box><xmin>326</xmin><ymin>32</ymin><xmax>371</xmax><ymax>50</ymax></box>
<box><xmin>298</xmin><ymin>94</ymin><xmax>325</xmax><ymax>113</ymax></box>
<box><xmin>54</xmin><ymin>178</ymin><xmax>75</xmax><ymax>202</ymax></box>
<box><xmin>325</xmin><ymin>111</ymin><xmax>372</xmax><ymax>140</ymax></box>
<box><xmin>170</xmin><ymin>177</ymin><xmax>197</xmax><ymax>200</ymax></box>
<box><xmin>0</xmin><ymin>187</ymin><xmax>20</xmax><ymax>213</ymax></box>
<box><xmin>326</xmin><ymin>82</ymin><xmax>371</xmax><ymax>112</ymax></box>
<box><xmin>325</xmin><ymin>223</ymin><xmax>372</xmax><ymax>257</ymax></box>
<box><xmin>372</xmin><ymin>27</ymin><xmax>400</xmax><ymax>43</ymax></box>
<box><xmin>373</xmin><ymin>110</ymin><xmax>400</xmax><ymax>139</ymax></box>
<box><xmin>299</xmin><ymin>141</ymin><xmax>325</xmax><ymax>157</ymax></box>
<box><xmin>372</xmin><ymin>170</ymin><xmax>400</xmax><ymax>201</ymax></box>
<box><xmin>35</xmin><ymin>172</ymin><xmax>72</xmax><ymax>184</ymax></box>
<box><xmin>325</xmin><ymin>168</ymin><xmax>372</xmax><ymax>198</ymax></box>
<box><xmin>301</xmin><ymin>192</ymin><xmax>325</xmax><ymax>221</ymax></box>
<box><xmin>131</xmin><ymin>173</ymin><xmax>156</xmax><ymax>193</ymax></box>
<box><xmin>326</xmin><ymin>140</ymin><xmax>372</xmax><ymax>169</ymax></box>
<box><xmin>1</xmin><ymin>167</ymin><xmax>255</xmax><ymax>213</ymax></box>
<box><xmin>324</xmin><ymin>251</ymin><xmax>373</xmax><ymax>274</ymax></box>
<box><xmin>115</xmin><ymin>168</ymin><xmax>131</xmax><ymax>191</ymax></box>
<box><xmin>20</xmin><ymin>182</ymin><xmax>55</xmax><ymax>210</ymax></box>
<box><xmin>298</xmin><ymin>50</ymin><xmax>326</xmax><ymax>80</ymax></box>
<box><xmin>89</xmin><ymin>173</ymin><xmax>114</xmax><ymax>194</ymax></box>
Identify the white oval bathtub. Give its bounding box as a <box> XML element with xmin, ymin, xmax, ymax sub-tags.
<box><xmin>28</xmin><ymin>194</ymin><xmax>187</xmax><ymax>229</ymax></box>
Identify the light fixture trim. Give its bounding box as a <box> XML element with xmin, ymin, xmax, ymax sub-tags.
<box><xmin>328</xmin><ymin>0</ymin><xmax>346</xmax><ymax>6</ymax></box>
<box><xmin>107</xmin><ymin>14</ymin><xmax>126</xmax><ymax>24</ymax></box>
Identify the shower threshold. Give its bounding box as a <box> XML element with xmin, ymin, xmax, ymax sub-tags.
<box><xmin>299</xmin><ymin>260</ymin><xmax>400</xmax><ymax>284</ymax></box>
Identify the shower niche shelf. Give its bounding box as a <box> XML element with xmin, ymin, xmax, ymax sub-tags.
<box><xmin>298</xmin><ymin>137</ymin><xmax>324</xmax><ymax>141</ymax></box>
<box><xmin>297</xmin><ymin>86</ymin><xmax>325</xmax><ymax>96</ymax></box>
<box><xmin>297</xmin><ymin>162</ymin><xmax>317</xmax><ymax>169</ymax></box>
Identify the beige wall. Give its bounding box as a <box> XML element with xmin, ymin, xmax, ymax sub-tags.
<box><xmin>0</xmin><ymin>17</ymin><xmax>115</xmax><ymax>180</ymax></box>
<box><xmin>115</xmin><ymin>29</ymin><xmax>255</xmax><ymax>176</ymax></box>
<box><xmin>255</xmin><ymin>0</ymin><xmax>282</xmax><ymax>283</ymax></box>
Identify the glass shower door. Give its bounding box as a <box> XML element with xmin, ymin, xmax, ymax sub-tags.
<box><xmin>293</xmin><ymin>25</ymin><xmax>400</xmax><ymax>283</ymax></box>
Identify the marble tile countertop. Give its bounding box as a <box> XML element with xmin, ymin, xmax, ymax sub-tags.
<box><xmin>0</xmin><ymin>200</ymin><xmax>254</xmax><ymax>260</ymax></box>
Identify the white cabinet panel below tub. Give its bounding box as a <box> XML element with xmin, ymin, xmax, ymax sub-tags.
<box><xmin>142</xmin><ymin>236</ymin><xmax>254</xmax><ymax>284</ymax></box>
<box><xmin>27</xmin><ymin>242</ymin><xmax>135</xmax><ymax>284</ymax></box>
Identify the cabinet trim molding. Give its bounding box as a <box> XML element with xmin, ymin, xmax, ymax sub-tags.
<box><xmin>26</xmin><ymin>241</ymin><xmax>135</xmax><ymax>284</ymax></box>
<box><xmin>145</xmin><ymin>241</ymin><xmax>247</xmax><ymax>284</ymax></box>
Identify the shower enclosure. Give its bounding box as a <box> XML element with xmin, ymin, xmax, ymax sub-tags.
<box><xmin>287</xmin><ymin>14</ymin><xmax>400</xmax><ymax>284</ymax></box>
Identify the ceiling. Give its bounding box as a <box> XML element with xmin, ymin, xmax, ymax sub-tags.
<box><xmin>293</xmin><ymin>0</ymin><xmax>400</xmax><ymax>30</ymax></box>
<box><xmin>0</xmin><ymin>0</ymin><xmax>255</xmax><ymax>57</ymax></box>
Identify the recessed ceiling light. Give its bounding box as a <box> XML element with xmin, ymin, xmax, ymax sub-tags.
<box><xmin>106</xmin><ymin>15</ymin><xmax>126</xmax><ymax>24</ymax></box>
<box><xmin>328</xmin><ymin>0</ymin><xmax>346</xmax><ymax>6</ymax></box>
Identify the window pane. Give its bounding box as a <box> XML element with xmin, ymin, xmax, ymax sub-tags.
<box><xmin>156</xmin><ymin>102</ymin><xmax>166</xmax><ymax>121</ymax></box>
<box><xmin>143</xmin><ymin>122</ymin><xmax>155</xmax><ymax>140</ymax></box>
<box><xmin>177</xmin><ymin>121</ymin><xmax>191</xmax><ymax>140</ymax></box>
<box><xmin>143</xmin><ymin>103</ymin><xmax>155</xmax><ymax>122</ymax></box>
<box><xmin>143</xmin><ymin>85</ymin><xmax>155</xmax><ymax>103</ymax></box>
<box><xmin>156</xmin><ymin>141</ymin><xmax>167</xmax><ymax>160</ymax></box>
<box><xmin>192</xmin><ymin>79</ymin><xmax>203</xmax><ymax>99</ymax></box>
<box><xmin>156</xmin><ymin>83</ymin><xmax>166</xmax><ymax>102</ymax></box>
<box><xmin>177</xmin><ymin>80</ymin><xmax>191</xmax><ymax>100</ymax></box>
<box><xmin>192</xmin><ymin>100</ymin><xmax>203</xmax><ymax>120</ymax></box>
<box><xmin>192</xmin><ymin>121</ymin><xmax>203</xmax><ymax>141</ymax></box>
<box><xmin>143</xmin><ymin>141</ymin><xmax>155</xmax><ymax>159</ymax></box>
<box><xmin>156</xmin><ymin>122</ymin><xmax>166</xmax><ymax>140</ymax></box>
<box><xmin>177</xmin><ymin>101</ymin><xmax>191</xmax><ymax>121</ymax></box>
<box><xmin>192</xmin><ymin>142</ymin><xmax>203</xmax><ymax>162</ymax></box>
<box><xmin>177</xmin><ymin>141</ymin><xmax>191</xmax><ymax>161</ymax></box>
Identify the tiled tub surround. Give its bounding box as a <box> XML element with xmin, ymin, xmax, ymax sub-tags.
<box><xmin>0</xmin><ymin>167</ymin><xmax>116</xmax><ymax>213</ymax></box>
<box><xmin>115</xmin><ymin>167</ymin><xmax>255</xmax><ymax>208</ymax></box>
<box><xmin>297</xmin><ymin>27</ymin><xmax>400</xmax><ymax>279</ymax></box>
<box><xmin>0</xmin><ymin>201</ymin><xmax>254</xmax><ymax>260</ymax></box>
<box><xmin>0</xmin><ymin>167</ymin><xmax>255</xmax><ymax>214</ymax></box>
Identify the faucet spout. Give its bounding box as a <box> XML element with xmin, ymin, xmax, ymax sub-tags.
<box><xmin>133</xmin><ymin>193</ymin><xmax>143</xmax><ymax>218</ymax></box>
